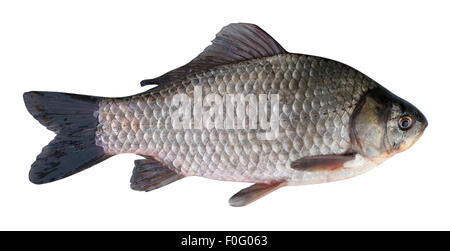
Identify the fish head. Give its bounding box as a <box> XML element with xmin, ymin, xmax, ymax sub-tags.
<box><xmin>350</xmin><ymin>86</ymin><xmax>427</xmax><ymax>163</ymax></box>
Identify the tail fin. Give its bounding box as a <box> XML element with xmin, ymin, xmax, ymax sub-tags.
<box><xmin>23</xmin><ymin>91</ymin><xmax>110</xmax><ymax>184</ymax></box>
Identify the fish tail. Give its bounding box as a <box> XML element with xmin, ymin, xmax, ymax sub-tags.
<box><xmin>23</xmin><ymin>91</ymin><xmax>110</xmax><ymax>184</ymax></box>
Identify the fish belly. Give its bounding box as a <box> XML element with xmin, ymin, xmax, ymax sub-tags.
<box><xmin>95</xmin><ymin>54</ymin><xmax>376</xmax><ymax>184</ymax></box>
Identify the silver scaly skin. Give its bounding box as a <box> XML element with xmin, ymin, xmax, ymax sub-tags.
<box><xmin>96</xmin><ymin>54</ymin><xmax>376</xmax><ymax>184</ymax></box>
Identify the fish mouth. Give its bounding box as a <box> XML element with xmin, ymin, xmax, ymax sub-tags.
<box><xmin>404</xmin><ymin>108</ymin><xmax>428</xmax><ymax>151</ymax></box>
<box><xmin>391</xmin><ymin>120</ymin><xmax>427</xmax><ymax>155</ymax></box>
<box><xmin>399</xmin><ymin>130</ymin><xmax>424</xmax><ymax>152</ymax></box>
<box><xmin>422</xmin><ymin>114</ymin><xmax>428</xmax><ymax>130</ymax></box>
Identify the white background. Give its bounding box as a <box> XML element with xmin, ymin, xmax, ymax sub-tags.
<box><xmin>0</xmin><ymin>0</ymin><xmax>448</xmax><ymax>230</ymax></box>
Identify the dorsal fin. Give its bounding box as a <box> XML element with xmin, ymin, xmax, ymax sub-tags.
<box><xmin>140</xmin><ymin>23</ymin><xmax>287</xmax><ymax>87</ymax></box>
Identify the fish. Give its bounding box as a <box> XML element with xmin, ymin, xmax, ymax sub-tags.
<box><xmin>23</xmin><ymin>23</ymin><xmax>428</xmax><ymax>206</ymax></box>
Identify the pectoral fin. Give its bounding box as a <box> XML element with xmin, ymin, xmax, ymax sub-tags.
<box><xmin>291</xmin><ymin>153</ymin><xmax>356</xmax><ymax>172</ymax></box>
<box><xmin>130</xmin><ymin>157</ymin><xmax>184</xmax><ymax>192</ymax></box>
<box><xmin>229</xmin><ymin>182</ymin><xmax>285</xmax><ymax>207</ymax></box>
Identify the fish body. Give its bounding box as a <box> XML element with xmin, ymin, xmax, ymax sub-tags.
<box><xmin>24</xmin><ymin>23</ymin><xmax>427</xmax><ymax>206</ymax></box>
<box><xmin>97</xmin><ymin>54</ymin><xmax>375</xmax><ymax>184</ymax></box>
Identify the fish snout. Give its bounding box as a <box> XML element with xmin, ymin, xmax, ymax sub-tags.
<box><xmin>417</xmin><ymin>110</ymin><xmax>428</xmax><ymax>131</ymax></box>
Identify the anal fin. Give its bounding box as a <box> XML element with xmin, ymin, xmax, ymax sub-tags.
<box><xmin>130</xmin><ymin>157</ymin><xmax>183</xmax><ymax>192</ymax></box>
<box><xmin>229</xmin><ymin>182</ymin><xmax>285</xmax><ymax>207</ymax></box>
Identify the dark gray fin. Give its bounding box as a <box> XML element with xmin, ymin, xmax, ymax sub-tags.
<box><xmin>229</xmin><ymin>182</ymin><xmax>285</xmax><ymax>207</ymax></box>
<box><xmin>130</xmin><ymin>157</ymin><xmax>184</xmax><ymax>192</ymax></box>
<box><xmin>141</xmin><ymin>23</ymin><xmax>287</xmax><ymax>88</ymax></box>
<box><xmin>291</xmin><ymin>153</ymin><xmax>356</xmax><ymax>172</ymax></box>
<box><xmin>23</xmin><ymin>91</ymin><xmax>110</xmax><ymax>184</ymax></box>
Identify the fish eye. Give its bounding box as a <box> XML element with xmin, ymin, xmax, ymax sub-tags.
<box><xmin>398</xmin><ymin>116</ymin><xmax>413</xmax><ymax>130</ymax></box>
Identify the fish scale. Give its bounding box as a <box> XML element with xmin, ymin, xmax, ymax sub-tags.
<box><xmin>95</xmin><ymin>54</ymin><xmax>375</xmax><ymax>183</ymax></box>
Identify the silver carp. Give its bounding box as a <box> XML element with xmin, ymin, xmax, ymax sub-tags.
<box><xmin>24</xmin><ymin>23</ymin><xmax>427</xmax><ymax>206</ymax></box>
